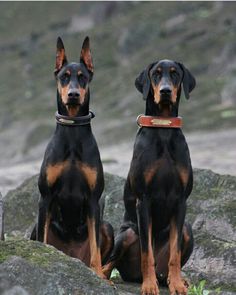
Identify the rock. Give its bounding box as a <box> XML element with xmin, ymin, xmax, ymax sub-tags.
<box><xmin>101</xmin><ymin>173</ymin><xmax>125</xmax><ymax>235</ymax></box>
<box><xmin>4</xmin><ymin>175</ymin><xmax>39</xmax><ymax>238</ymax></box>
<box><xmin>3</xmin><ymin>169</ymin><xmax>236</xmax><ymax>294</ymax></box>
<box><xmin>0</xmin><ymin>239</ymin><xmax>117</xmax><ymax>295</ymax></box>
<box><xmin>183</xmin><ymin>169</ymin><xmax>236</xmax><ymax>293</ymax></box>
<box><xmin>0</xmin><ymin>192</ymin><xmax>4</xmax><ymax>240</ymax></box>
<box><xmin>0</xmin><ymin>239</ymin><xmax>170</xmax><ymax>295</ymax></box>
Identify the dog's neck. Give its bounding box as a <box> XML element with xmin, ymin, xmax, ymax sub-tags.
<box><xmin>57</xmin><ymin>89</ymin><xmax>90</xmax><ymax>117</ymax></box>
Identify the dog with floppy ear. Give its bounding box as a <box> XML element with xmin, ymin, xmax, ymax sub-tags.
<box><xmin>103</xmin><ymin>60</ymin><xmax>195</xmax><ymax>295</ymax></box>
<box><xmin>135</xmin><ymin>60</ymin><xmax>195</xmax><ymax>101</ymax></box>
<box><xmin>31</xmin><ymin>36</ymin><xmax>114</xmax><ymax>281</ymax></box>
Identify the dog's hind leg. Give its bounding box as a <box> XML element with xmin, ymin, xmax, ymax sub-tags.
<box><xmin>100</xmin><ymin>221</ymin><xmax>114</xmax><ymax>265</ymax></box>
<box><xmin>102</xmin><ymin>224</ymin><xmax>138</xmax><ymax>279</ymax></box>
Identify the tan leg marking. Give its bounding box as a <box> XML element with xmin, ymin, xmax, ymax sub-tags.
<box><xmin>87</xmin><ymin>217</ymin><xmax>106</xmax><ymax>279</ymax></box>
<box><xmin>168</xmin><ymin>219</ymin><xmax>188</xmax><ymax>295</ymax></box>
<box><xmin>43</xmin><ymin>212</ymin><xmax>51</xmax><ymax>244</ymax></box>
<box><xmin>141</xmin><ymin>223</ymin><xmax>159</xmax><ymax>295</ymax></box>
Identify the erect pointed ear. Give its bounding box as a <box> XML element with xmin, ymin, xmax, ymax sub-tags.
<box><xmin>55</xmin><ymin>37</ymin><xmax>68</xmax><ymax>74</ymax></box>
<box><xmin>178</xmin><ymin>63</ymin><xmax>196</xmax><ymax>99</ymax></box>
<box><xmin>80</xmin><ymin>36</ymin><xmax>94</xmax><ymax>78</ymax></box>
<box><xmin>135</xmin><ymin>63</ymin><xmax>155</xmax><ymax>100</ymax></box>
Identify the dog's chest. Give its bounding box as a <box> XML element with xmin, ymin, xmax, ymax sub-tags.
<box><xmin>132</xmin><ymin>130</ymin><xmax>191</xmax><ymax>191</ymax></box>
<box><xmin>46</xmin><ymin>160</ymin><xmax>98</xmax><ymax>191</ymax></box>
<box><xmin>44</xmin><ymin>131</ymin><xmax>102</xmax><ymax>192</ymax></box>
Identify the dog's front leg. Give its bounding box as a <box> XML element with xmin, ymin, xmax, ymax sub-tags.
<box><xmin>136</xmin><ymin>197</ymin><xmax>159</xmax><ymax>295</ymax></box>
<box><xmin>168</xmin><ymin>202</ymin><xmax>188</xmax><ymax>295</ymax></box>
<box><xmin>87</xmin><ymin>199</ymin><xmax>106</xmax><ymax>279</ymax></box>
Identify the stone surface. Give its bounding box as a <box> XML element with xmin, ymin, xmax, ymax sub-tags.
<box><xmin>0</xmin><ymin>239</ymin><xmax>170</xmax><ymax>295</ymax></box>
<box><xmin>4</xmin><ymin>175</ymin><xmax>39</xmax><ymax>238</ymax></box>
<box><xmin>2</xmin><ymin>169</ymin><xmax>236</xmax><ymax>294</ymax></box>
<box><xmin>0</xmin><ymin>239</ymin><xmax>117</xmax><ymax>295</ymax></box>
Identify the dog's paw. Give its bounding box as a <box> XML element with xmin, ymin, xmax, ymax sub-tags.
<box><xmin>141</xmin><ymin>278</ymin><xmax>159</xmax><ymax>295</ymax></box>
<box><xmin>91</xmin><ymin>266</ymin><xmax>108</xmax><ymax>280</ymax></box>
<box><xmin>102</xmin><ymin>263</ymin><xmax>113</xmax><ymax>279</ymax></box>
<box><xmin>167</xmin><ymin>276</ymin><xmax>188</xmax><ymax>295</ymax></box>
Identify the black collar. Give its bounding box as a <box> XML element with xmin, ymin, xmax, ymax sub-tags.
<box><xmin>55</xmin><ymin>111</ymin><xmax>95</xmax><ymax>126</ymax></box>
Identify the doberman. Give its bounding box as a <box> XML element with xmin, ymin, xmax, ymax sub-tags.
<box><xmin>103</xmin><ymin>59</ymin><xmax>196</xmax><ymax>295</ymax></box>
<box><xmin>31</xmin><ymin>37</ymin><xmax>114</xmax><ymax>280</ymax></box>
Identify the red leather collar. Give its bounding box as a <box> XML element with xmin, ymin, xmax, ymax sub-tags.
<box><xmin>137</xmin><ymin>115</ymin><xmax>182</xmax><ymax>128</ymax></box>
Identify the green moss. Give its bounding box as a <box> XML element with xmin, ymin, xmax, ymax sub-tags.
<box><xmin>0</xmin><ymin>239</ymin><xmax>70</xmax><ymax>268</ymax></box>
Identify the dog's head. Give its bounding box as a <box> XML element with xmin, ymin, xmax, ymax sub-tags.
<box><xmin>135</xmin><ymin>59</ymin><xmax>196</xmax><ymax>115</ymax></box>
<box><xmin>54</xmin><ymin>36</ymin><xmax>93</xmax><ymax>116</ymax></box>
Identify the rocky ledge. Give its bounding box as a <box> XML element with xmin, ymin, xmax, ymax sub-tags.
<box><xmin>1</xmin><ymin>169</ymin><xmax>236</xmax><ymax>294</ymax></box>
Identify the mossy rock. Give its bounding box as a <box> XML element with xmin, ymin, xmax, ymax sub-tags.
<box><xmin>0</xmin><ymin>239</ymin><xmax>170</xmax><ymax>295</ymax></box>
<box><xmin>4</xmin><ymin>175</ymin><xmax>39</xmax><ymax>238</ymax></box>
<box><xmin>0</xmin><ymin>239</ymin><xmax>117</xmax><ymax>295</ymax></box>
<box><xmin>3</xmin><ymin>169</ymin><xmax>236</xmax><ymax>294</ymax></box>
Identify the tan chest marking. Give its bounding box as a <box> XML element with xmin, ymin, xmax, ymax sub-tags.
<box><xmin>46</xmin><ymin>161</ymin><xmax>69</xmax><ymax>186</ymax></box>
<box><xmin>177</xmin><ymin>167</ymin><xmax>189</xmax><ymax>188</ymax></box>
<box><xmin>144</xmin><ymin>161</ymin><xmax>161</xmax><ymax>185</ymax></box>
<box><xmin>77</xmin><ymin>162</ymin><xmax>97</xmax><ymax>190</ymax></box>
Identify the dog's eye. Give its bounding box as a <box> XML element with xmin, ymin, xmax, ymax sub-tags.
<box><xmin>78</xmin><ymin>75</ymin><xmax>88</xmax><ymax>87</ymax></box>
<box><xmin>156</xmin><ymin>70</ymin><xmax>162</xmax><ymax>77</ymax></box>
<box><xmin>152</xmin><ymin>71</ymin><xmax>161</xmax><ymax>84</ymax></box>
<box><xmin>170</xmin><ymin>70</ymin><xmax>178</xmax><ymax>77</ymax></box>
<box><xmin>61</xmin><ymin>73</ymin><xmax>70</xmax><ymax>83</ymax></box>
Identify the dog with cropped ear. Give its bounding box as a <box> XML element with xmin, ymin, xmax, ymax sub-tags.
<box><xmin>103</xmin><ymin>60</ymin><xmax>196</xmax><ymax>295</ymax></box>
<box><xmin>30</xmin><ymin>36</ymin><xmax>114</xmax><ymax>281</ymax></box>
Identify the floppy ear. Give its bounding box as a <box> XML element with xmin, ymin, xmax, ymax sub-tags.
<box><xmin>178</xmin><ymin>63</ymin><xmax>196</xmax><ymax>99</ymax></box>
<box><xmin>80</xmin><ymin>36</ymin><xmax>94</xmax><ymax>79</ymax></box>
<box><xmin>135</xmin><ymin>63</ymin><xmax>155</xmax><ymax>100</ymax></box>
<box><xmin>55</xmin><ymin>37</ymin><xmax>67</xmax><ymax>74</ymax></box>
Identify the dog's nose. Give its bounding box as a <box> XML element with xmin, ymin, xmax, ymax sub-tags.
<box><xmin>160</xmin><ymin>86</ymin><xmax>172</xmax><ymax>96</ymax></box>
<box><xmin>68</xmin><ymin>89</ymin><xmax>80</xmax><ymax>98</ymax></box>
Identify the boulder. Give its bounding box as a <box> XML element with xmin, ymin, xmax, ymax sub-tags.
<box><xmin>184</xmin><ymin>169</ymin><xmax>236</xmax><ymax>293</ymax></box>
<box><xmin>3</xmin><ymin>169</ymin><xmax>236</xmax><ymax>294</ymax></box>
<box><xmin>0</xmin><ymin>239</ymin><xmax>116</xmax><ymax>295</ymax></box>
<box><xmin>4</xmin><ymin>175</ymin><xmax>39</xmax><ymax>238</ymax></box>
<box><xmin>0</xmin><ymin>239</ymin><xmax>170</xmax><ymax>295</ymax></box>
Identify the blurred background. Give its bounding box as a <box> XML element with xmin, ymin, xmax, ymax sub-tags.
<box><xmin>0</xmin><ymin>1</ymin><xmax>236</xmax><ymax>195</ymax></box>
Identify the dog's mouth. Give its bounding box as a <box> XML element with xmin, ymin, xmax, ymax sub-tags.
<box><xmin>65</xmin><ymin>98</ymin><xmax>80</xmax><ymax>106</ymax></box>
<box><xmin>160</xmin><ymin>93</ymin><xmax>173</xmax><ymax>105</ymax></box>
<box><xmin>158</xmin><ymin>98</ymin><xmax>173</xmax><ymax>116</ymax></box>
